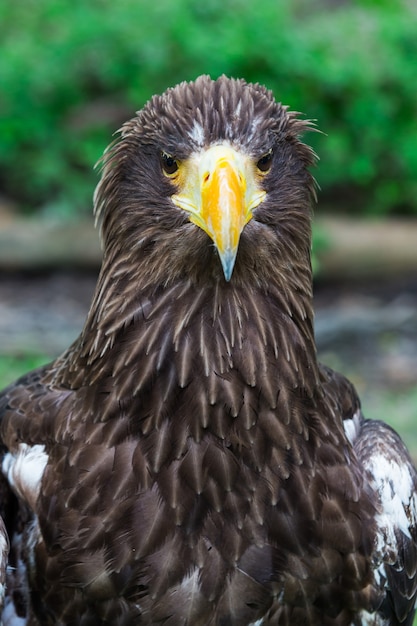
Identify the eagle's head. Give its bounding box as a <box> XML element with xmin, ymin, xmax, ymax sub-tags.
<box><xmin>94</xmin><ymin>75</ymin><xmax>317</xmax><ymax>291</ymax></box>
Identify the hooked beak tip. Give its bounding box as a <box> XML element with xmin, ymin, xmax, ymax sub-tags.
<box><xmin>219</xmin><ymin>248</ymin><xmax>238</xmax><ymax>282</ymax></box>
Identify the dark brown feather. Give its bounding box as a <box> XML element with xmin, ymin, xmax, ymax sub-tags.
<box><xmin>0</xmin><ymin>75</ymin><xmax>416</xmax><ymax>625</ymax></box>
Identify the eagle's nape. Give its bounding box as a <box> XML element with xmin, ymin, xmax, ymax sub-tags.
<box><xmin>0</xmin><ymin>74</ymin><xmax>416</xmax><ymax>625</ymax></box>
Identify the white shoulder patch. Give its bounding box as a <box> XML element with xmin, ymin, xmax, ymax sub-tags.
<box><xmin>362</xmin><ymin>441</ymin><xmax>417</xmax><ymax>586</ymax></box>
<box><xmin>2</xmin><ymin>444</ymin><xmax>48</xmax><ymax>511</ymax></box>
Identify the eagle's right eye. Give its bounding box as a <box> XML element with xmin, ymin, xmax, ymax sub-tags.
<box><xmin>161</xmin><ymin>152</ymin><xmax>179</xmax><ymax>176</ymax></box>
<box><xmin>257</xmin><ymin>150</ymin><xmax>273</xmax><ymax>173</ymax></box>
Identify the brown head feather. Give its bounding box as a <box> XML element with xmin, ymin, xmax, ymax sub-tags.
<box><xmin>75</xmin><ymin>75</ymin><xmax>318</xmax><ymax>373</ymax></box>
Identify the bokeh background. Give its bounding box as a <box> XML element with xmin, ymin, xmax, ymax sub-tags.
<box><xmin>2</xmin><ymin>0</ymin><xmax>417</xmax><ymax>217</ymax></box>
<box><xmin>0</xmin><ymin>0</ymin><xmax>416</xmax><ymax>465</ymax></box>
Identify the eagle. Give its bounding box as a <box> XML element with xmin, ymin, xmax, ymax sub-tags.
<box><xmin>0</xmin><ymin>75</ymin><xmax>416</xmax><ymax>625</ymax></box>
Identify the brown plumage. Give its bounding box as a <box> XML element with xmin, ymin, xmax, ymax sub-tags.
<box><xmin>0</xmin><ymin>75</ymin><xmax>416</xmax><ymax>625</ymax></box>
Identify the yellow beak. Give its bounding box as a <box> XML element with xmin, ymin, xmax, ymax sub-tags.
<box><xmin>172</xmin><ymin>144</ymin><xmax>265</xmax><ymax>281</ymax></box>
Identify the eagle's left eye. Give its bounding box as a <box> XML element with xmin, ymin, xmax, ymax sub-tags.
<box><xmin>161</xmin><ymin>152</ymin><xmax>179</xmax><ymax>176</ymax></box>
<box><xmin>257</xmin><ymin>150</ymin><xmax>273</xmax><ymax>173</ymax></box>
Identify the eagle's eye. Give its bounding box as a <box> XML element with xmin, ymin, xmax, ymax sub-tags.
<box><xmin>257</xmin><ymin>150</ymin><xmax>273</xmax><ymax>173</ymax></box>
<box><xmin>161</xmin><ymin>151</ymin><xmax>179</xmax><ymax>176</ymax></box>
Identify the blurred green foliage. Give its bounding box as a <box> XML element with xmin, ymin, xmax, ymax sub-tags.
<box><xmin>0</xmin><ymin>0</ymin><xmax>416</xmax><ymax>217</ymax></box>
<box><xmin>0</xmin><ymin>354</ymin><xmax>49</xmax><ymax>387</ymax></box>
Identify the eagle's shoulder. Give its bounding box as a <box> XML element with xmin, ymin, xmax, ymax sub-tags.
<box><xmin>353</xmin><ymin>418</ymin><xmax>417</xmax><ymax>625</ymax></box>
<box><xmin>0</xmin><ymin>360</ymin><xmax>75</xmax><ymax>445</ymax></box>
<box><xmin>0</xmin><ymin>361</ymin><xmax>74</xmax><ymax>517</ymax></box>
<box><xmin>319</xmin><ymin>363</ymin><xmax>417</xmax><ymax>623</ymax></box>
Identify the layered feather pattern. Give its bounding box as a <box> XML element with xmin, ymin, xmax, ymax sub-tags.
<box><xmin>0</xmin><ymin>75</ymin><xmax>416</xmax><ymax>625</ymax></box>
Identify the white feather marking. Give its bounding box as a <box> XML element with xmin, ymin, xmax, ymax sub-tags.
<box><xmin>343</xmin><ymin>410</ymin><xmax>362</xmax><ymax>446</ymax></box>
<box><xmin>2</xmin><ymin>598</ymin><xmax>27</xmax><ymax>626</ymax></box>
<box><xmin>178</xmin><ymin>569</ymin><xmax>203</xmax><ymax>622</ymax></box>
<box><xmin>188</xmin><ymin>121</ymin><xmax>205</xmax><ymax>146</ymax></box>
<box><xmin>26</xmin><ymin>518</ymin><xmax>42</xmax><ymax>574</ymax></box>
<box><xmin>0</xmin><ymin>526</ymin><xmax>9</xmax><ymax>608</ymax></box>
<box><xmin>248</xmin><ymin>620</ymin><xmax>265</xmax><ymax>626</ymax></box>
<box><xmin>0</xmin><ymin>530</ymin><xmax>8</xmax><ymax>570</ymax></box>
<box><xmin>354</xmin><ymin>609</ymin><xmax>388</xmax><ymax>625</ymax></box>
<box><xmin>369</xmin><ymin>453</ymin><xmax>415</xmax><ymax>540</ymax></box>
<box><xmin>0</xmin><ymin>584</ymin><xmax>5</xmax><ymax>612</ymax></box>
<box><xmin>247</xmin><ymin>114</ymin><xmax>263</xmax><ymax>141</ymax></box>
<box><xmin>4</xmin><ymin>532</ymin><xmax>29</xmax><ymax>626</ymax></box>
<box><xmin>362</xmin><ymin>444</ymin><xmax>417</xmax><ymax>591</ymax></box>
<box><xmin>2</xmin><ymin>444</ymin><xmax>48</xmax><ymax>510</ymax></box>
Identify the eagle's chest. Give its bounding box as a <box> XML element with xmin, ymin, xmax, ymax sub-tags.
<box><xmin>5</xmin><ymin>377</ymin><xmax>377</xmax><ymax>624</ymax></box>
<box><xmin>37</xmin><ymin>406</ymin><xmax>347</xmax><ymax>579</ymax></box>
<box><xmin>37</xmin><ymin>428</ymin><xmax>274</xmax><ymax>560</ymax></box>
<box><xmin>30</xmin><ymin>421</ymin><xmax>377</xmax><ymax>626</ymax></box>
<box><xmin>26</xmin><ymin>309</ymin><xmax>374</xmax><ymax>620</ymax></box>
